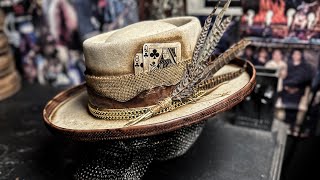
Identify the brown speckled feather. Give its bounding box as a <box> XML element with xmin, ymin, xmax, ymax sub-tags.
<box><xmin>125</xmin><ymin>0</ymin><xmax>251</xmax><ymax>127</ymax></box>
<box><xmin>172</xmin><ymin>0</ymin><xmax>232</xmax><ymax>100</ymax></box>
<box><xmin>191</xmin><ymin>1</ymin><xmax>220</xmax><ymax>69</ymax></box>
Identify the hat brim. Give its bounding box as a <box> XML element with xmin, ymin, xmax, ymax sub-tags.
<box><xmin>43</xmin><ymin>59</ymin><xmax>256</xmax><ymax>141</ymax></box>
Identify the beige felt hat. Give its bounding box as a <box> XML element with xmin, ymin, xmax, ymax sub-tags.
<box><xmin>0</xmin><ymin>10</ymin><xmax>4</xmax><ymax>31</ymax></box>
<box><xmin>43</xmin><ymin>15</ymin><xmax>256</xmax><ymax>141</ymax></box>
<box><xmin>0</xmin><ymin>52</ymin><xmax>15</xmax><ymax>77</ymax></box>
<box><xmin>0</xmin><ymin>70</ymin><xmax>21</xmax><ymax>101</ymax></box>
<box><xmin>0</xmin><ymin>30</ymin><xmax>21</xmax><ymax>101</ymax></box>
<box><xmin>0</xmin><ymin>33</ymin><xmax>9</xmax><ymax>54</ymax></box>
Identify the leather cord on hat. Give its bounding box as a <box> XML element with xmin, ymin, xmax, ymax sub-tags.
<box><xmin>88</xmin><ymin>67</ymin><xmax>245</xmax><ymax>120</ymax></box>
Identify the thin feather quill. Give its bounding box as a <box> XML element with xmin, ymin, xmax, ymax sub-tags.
<box><xmin>125</xmin><ymin>39</ymin><xmax>251</xmax><ymax>127</ymax></box>
<box><xmin>124</xmin><ymin>0</ymin><xmax>251</xmax><ymax>127</ymax></box>
<box><xmin>197</xmin><ymin>0</ymin><xmax>232</xmax><ymax>65</ymax></box>
<box><xmin>173</xmin><ymin>0</ymin><xmax>232</xmax><ymax>100</ymax></box>
<box><xmin>203</xmin><ymin>39</ymin><xmax>251</xmax><ymax>78</ymax></box>
<box><xmin>191</xmin><ymin>1</ymin><xmax>220</xmax><ymax>66</ymax></box>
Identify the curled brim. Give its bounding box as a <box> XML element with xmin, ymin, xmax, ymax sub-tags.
<box><xmin>43</xmin><ymin>59</ymin><xmax>256</xmax><ymax>141</ymax></box>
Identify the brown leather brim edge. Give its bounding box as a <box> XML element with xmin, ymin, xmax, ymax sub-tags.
<box><xmin>43</xmin><ymin>59</ymin><xmax>256</xmax><ymax>141</ymax></box>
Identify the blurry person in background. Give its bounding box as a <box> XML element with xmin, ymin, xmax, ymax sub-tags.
<box><xmin>39</xmin><ymin>35</ymin><xmax>70</xmax><ymax>87</ymax></box>
<box><xmin>265</xmin><ymin>49</ymin><xmax>287</xmax><ymax>92</ymax></box>
<box><xmin>23</xmin><ymin>50</ymin><xmax>37</xmax><ymax>83</ymax></box>
<box><xmin>288</xmin><ymin>2</ymin><xmax>313</xmax><ymax>40</ymax></box>
<box><xmin>43</xmin><ymin>53</ymin><xmax>70</xmax><ymax>87</ymax></box>
<box><xmin>47</xmin><ymin>0</ymin><xmax>78</xmax><ymax>47</ymax></box>
<box><xmin>67</xmin><ymin>50</ymin><xmax>85</xmax><ymax>85</ymax></box>
<box><xmin>72</xmin><ymin>0</ymin><xmax>99</xmax><ymax>41</ymax></box>
<box><xmin>103</xmin><ymin>0</ymin><xmax>139</xmax><ymax>32</ymax></box>
<box><xmin>280</xmin><ymin>49</ymin><xmax>313</xmax><ymax>135</ymax></box>
<box><xmin>242</xmin><ymin>46</ymin><xmax>257</xmax><ymax>64</ymax></box>
<box><xmin>254</xmin><ymin>47</ymin><xmax>269</xmax><ymax>66</ymax></box>
<box><xmin>33</xmin><ymin>45</ymin><xmax>46</xmax><ymax>85</ymax></box>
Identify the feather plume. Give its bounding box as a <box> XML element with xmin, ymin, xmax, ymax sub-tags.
<box><xmin>171</xmin><ymin>39</ymin><xmax>250</xmax><ymax>101</ymax></box>
<box><xmin>203</xmin><ymin>39</ymin><xmax>251</xmax><ymax>78</ymax></box>
<box><xmin>124</xmin><ymin>0</ymin><xmax>251</xmax><ymax>127</ymax></box>
<box><xmin>197</xmin><ymin>0</ymin><xmax>232</xmax><ymax>66</ymax></box>
<box><xmin>196</xmin><ymin>63</ymin><xmax>246</xmax><ymax>91</ymax></box>
<box><xmin>125</xmin><ymin>39</ymin><xmax>251</xmax><ymax>127</ymax></box>
<box><xmin>173</xmin><ymin>0</ymin><xmax>232</xmax><ymax>100</ymax></box>
<box><xmin>191</xmin><ymin>1</ymin><xmax>220</xmax><ymax>67</ymax></box>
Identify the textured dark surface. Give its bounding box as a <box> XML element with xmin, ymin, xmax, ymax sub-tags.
<box><xmin>0</xmin><ymin>83</ymin><xmax>76</xmax><ymax>180</ymax></box>
<box><xmin>143</xmin><ymin>120</ymin><xmax>285</xmax><ymax>180</ymax></box>
<box><xmin>0</xmin><ymin>83</ymin><xmax>286</xmax><ymax>180</ymax></box>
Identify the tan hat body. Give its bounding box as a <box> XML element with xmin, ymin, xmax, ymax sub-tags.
<box><xmin>0</xmin><ymin>29</ymin><xmax>21</xmax><ymax>100</ymax></box>
<box><xmin>84</xmin><ymin>17</ymin><xmax>201</xmax><ymax>76</ymax></box>
<box><xmin>0</xmin><ymin>53</ymin><xmax>14</xmax><ymax>76</ymax></box>
<box><xmin>0</xmin><ymin>70</ymin><xmax>21</xmax><ymax>101</ymax></box>
<box><xmin>0</xmin><ymin>33</ymin><xmax>8</xmax><ymax>53</ymax></box>
<box><xmin>84</xmin><ymin>17</ymin><xmax>202</xmax><ymax>104</ymax></box>
<box><xmin>0</xmin><ymin>10</ymin><xmax>4</xmax><ymax>31</ymax></box>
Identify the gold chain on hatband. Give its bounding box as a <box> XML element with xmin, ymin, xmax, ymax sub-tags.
<box><xmin>88</xmin><ymin>67</ymin><xmax>244</xmax><ymax>120</ymax></box>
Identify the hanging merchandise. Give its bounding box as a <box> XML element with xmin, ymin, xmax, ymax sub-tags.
<box><xmin>1</xmin><ymin>0</ymin><xmax>86</xmax><ymax>87</ymax></box>
<box><xmin>102</xmin><ymin>0</ymin><xmax>139</xmax><ymax>31</ymax></box>
<box><xmin>141</xmin><ymin>0</ymin><xmax>186</xmax><ymax>20</ymax></box>
<box><xmin>240</xmin><ymin>0</ymin><xmax>320</xmax><ymax>137</ymax></box>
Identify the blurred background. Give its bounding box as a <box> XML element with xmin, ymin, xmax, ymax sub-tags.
<box><xmin>1</xmin><ymin>0</ymin><xmax>320</xmax><ymax>180</ymax></box>
<box><xmin>1</xmin><ymin>0</ymin><xmax>319</xmax><ymax>136</ymax></box>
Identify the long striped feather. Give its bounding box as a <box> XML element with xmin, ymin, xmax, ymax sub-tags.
<box><xmin>203</xmin><ymin>39</ymin><xmax>252</xmax><ymax>78</ymax></box>
<box><xmin>197</xmin><ymin>0</ymin><xmax>232</xmax><ymax>65</ymax></box>
<box><xmin>191</xmin><ymin>1</ymin><xmax>220</xmax><ymax>66</ymax></box>
<box><xmin>125</xmin><ymin>0</ymin><xmax>252</xmax><ymax>127</ymax></box>
<box><xmin>173</xmin><ymin>0</ymin><xmax>232</xmax><ymax>100</ymax></box>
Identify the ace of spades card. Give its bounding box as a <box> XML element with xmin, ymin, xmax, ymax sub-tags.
<box><xmin>143</xmin><ymin>42</ymin><xmax>181</xmax><ymax>72</ymax></box>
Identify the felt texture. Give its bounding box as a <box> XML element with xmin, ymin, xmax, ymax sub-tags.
<box><xmin>0</xmin><ymin>62</ymin><xmax>15</xmax><ymax>78</ymax></box>
<box><xmin>0</xmin><ymin>10</ymin><xmax>4</xmax><ymax>30</ymax></box>
<box><xmin>0</xmin><ymin>53</ymin><xmax>13</xmax><ymax>72</ymax></box>
<box><xmin>0</xmin><ymin>71</ymin><xmax>21</xmax><ymax>101</ymax></box>
<box><xmin>83</xmin><ymin>17</ymin><xmax>201</xmax><ymax>76</ymax></box>
<box><xmin>0</xmin><ymin>33</ymin><xmax>8</xmax><ymax>52</ymax></box>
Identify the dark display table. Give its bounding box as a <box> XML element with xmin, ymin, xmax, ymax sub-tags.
<box><xmin>0</xmin><ymin>84</ymin><xmax>287</xmax><ymax>180</ymax></box>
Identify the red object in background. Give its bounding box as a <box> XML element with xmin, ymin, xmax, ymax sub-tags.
<box><xmin>98</xmin><ymin>0</ymin><xmax>106</xmax><ymax>8</ymax></box>
<box><xmin>271</xmin><ymin>0</ymin><xmax>287</xmax><ymax>24</ymax></box>
<box><xmin>253</xmin><ymin>0</ymin><xmax>287</xmax><ymax>25</ymax></box>
<box><xmin>253</xmin><ymin>0</ymin><xmax>269</xmax><ymax>24</ymax></box>
<box><xmin>13</xmin><ymin>4</ymin><xmax>25</xmax><ymax>15</ymax></box>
